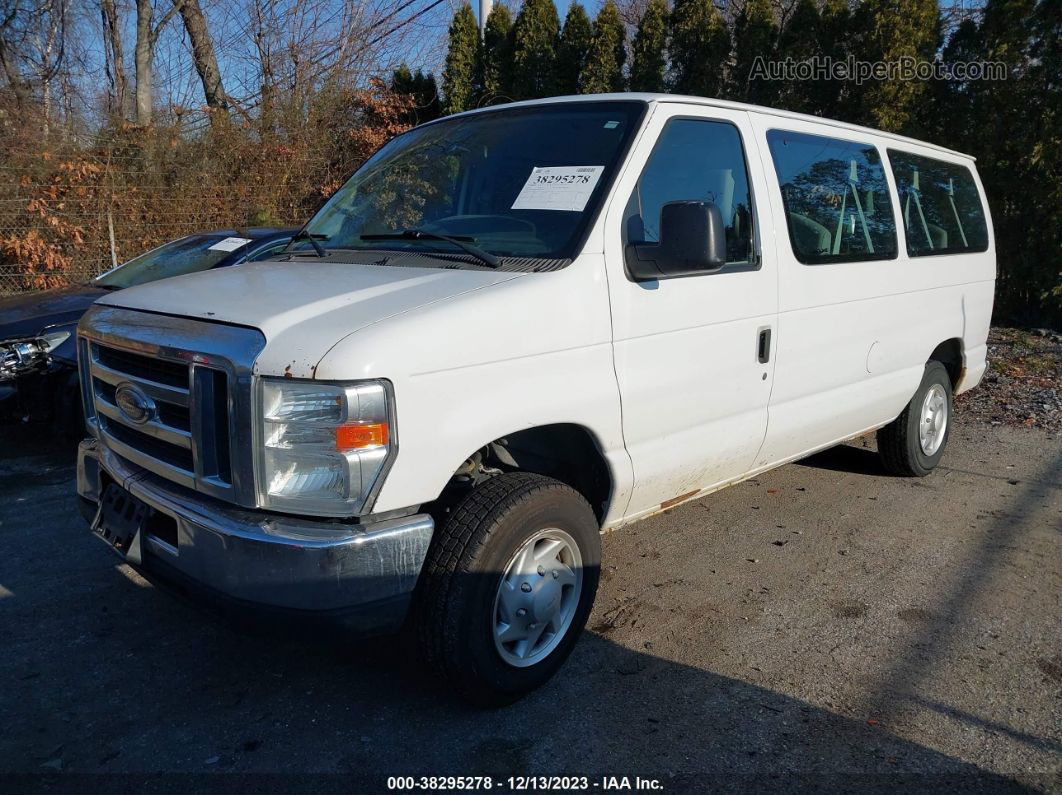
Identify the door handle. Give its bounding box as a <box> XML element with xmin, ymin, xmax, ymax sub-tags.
<box><xmin>757</xmin><ymin>328</ymin><xmax>772</xmax><ymax>364</ymax></box>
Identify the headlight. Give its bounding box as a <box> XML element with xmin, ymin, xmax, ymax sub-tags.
<box><xmin>255</xmin><ymin>378</ymin><xmax>394</xmax><ymax>516</ymax></box>
<box><xmin>39</xmin><ymin>329</ymin><xmax>71</xmax><ymax>353</ymax></box>
<box><xmin>1</xmin><ymin>336</ymin><xmax>53</xmax><ymax>381</ymax></box>
<box><xmin>0</xmin><ymin>329</ymin><xmax>72</xmax><ymax>381</ymax></box>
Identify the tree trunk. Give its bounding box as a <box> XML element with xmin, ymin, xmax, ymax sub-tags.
<box><xmin>0</xmin><ymin>42</ymin><xmax>27</xmax><ymax>110</ymax></box>
<box><xmin>134</xmin><ymin>0</ymin><xmax>153</xmax><ymax>125</ymax></box>
<box><xmin>251</xmin><ymin>0</ymin><xmax>275</xmax><ymax>134</ymax></box>
<box><xmin>38</xmin><ymin>2</ymin><xmax>62</xmax><ymax>136</ymax></box>
<box><xmin>0</xmin><ymin>7</ymin><xmax>26</xmax><ymax>108</ymax></box>
<box><xmin>173</xmin><ymin>0</ymin><xmax>228</xmax><ymax>120</ymax></box>
<box><xmin>100</xmin><ymin>0</ymin><xmax>127</xmax><ymax>119</ymax></box>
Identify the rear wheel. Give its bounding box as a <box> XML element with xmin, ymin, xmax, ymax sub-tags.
<box><xmin>877</xmin><ymin>361</ymin><xmax>953</xmax><ymax>477</ymax></box>
<box><xmin>416</xmin><ymin>472</ymin><xmax>601</xmax><ymax>706</ymax></box>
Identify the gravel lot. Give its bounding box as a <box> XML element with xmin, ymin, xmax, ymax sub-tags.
<box><xmin>0</xmin><ymin>415</ymin><xmax>1059</xmax><ymax>791</ymax></box>
<box><xmin>957</xmin><ymin>327</ymin><xmax>1062</xmax><ymax>432</ymax></box>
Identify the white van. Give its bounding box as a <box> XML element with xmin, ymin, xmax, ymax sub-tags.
<box><xmin>75</xmin><ymin>94</ymin><xmax>995</xmax><ymax>705</ymax></box>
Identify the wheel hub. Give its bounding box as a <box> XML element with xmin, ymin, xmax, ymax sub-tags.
<box><xmin>492</xmin><ymin>528</ymin><xmax>583</xmax><ymax>668</ymax></box>
<box><xmin>528</xmin><ymin>576</ymin><xmax>562</xmax><ymax>623</ymax></box>
<box><xmin>918</xmin><ymin>383</ymin><xmax>948</xmax><ymax>456</ymax></box>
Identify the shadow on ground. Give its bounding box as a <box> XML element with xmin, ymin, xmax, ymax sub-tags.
<box><xmin>794</xmin><ymin>442</ymin><xmax>890</xmax><ymax>478</ymax></box>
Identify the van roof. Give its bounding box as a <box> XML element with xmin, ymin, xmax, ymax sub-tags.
<box><xmin>448</xmin><ymin>93</ymin><xmax>974</xmax><ymax>161</ymax></box>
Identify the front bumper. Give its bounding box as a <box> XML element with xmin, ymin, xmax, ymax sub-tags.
<box><xmin>77</xmin><ymin>438</ymin><xmax>434</xmax><ymax>636</ymax></box>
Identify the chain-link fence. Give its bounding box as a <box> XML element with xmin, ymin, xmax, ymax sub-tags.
<box><xmin>0</xmin><ymin>165</ymin><xmax>313</xmax><ymax>297</ymax></box>
<box><xmin>0</xmin><ymin>238</ymin><xmax>113</xmax><ymax>295</ymax></box>
<box><xmin>0</xmin><ymin>88</ymin><xmax>422</xmax><ymax>301</ymax></box>
<box><xmin>0</xmin><ymin>265</ymin><xmax>110</xmax><ymax>295</ymax></box>
<box><xmin>0</xmin><ymin>212</ymin><xmax>266</xmax><ymax>296</ymax></box>
<box><xmin>1</xmin><ymin>127</ymin><xmax>399</xmax><ymax>294</ymax></box>
<box><xmin>0</xmin><ymin>264</ymin><xmax>37</xmax><ymax>295</ymax></box>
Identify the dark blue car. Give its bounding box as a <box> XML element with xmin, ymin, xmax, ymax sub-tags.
<box><xmin>0</xmin><ymin>228</ymin><xmax>295</xmax><ymax>431</ymax></box>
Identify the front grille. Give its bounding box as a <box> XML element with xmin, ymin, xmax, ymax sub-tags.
<box><xmin>88</xmin><ymin>340</ymin><xmax>231</xmax><ymax>493</ymax></box>
<box><xmin>104</xmin><ymin>419</ymin><xmax>195</xmax><ymax>472</ymax></box>
<box><xmin>79</xmin><ymin>304</ymin><xmax>266</xmax><ymax>509</ymax></box>
<box><xmin>95</xmin><ymin>345</ymin><xmax>189</xmax><ymax>388</ymax></box>
<box><xmin>96</xmin><ymin>376</ymin><xmax>191</xmax><ymax>431</ymax></box>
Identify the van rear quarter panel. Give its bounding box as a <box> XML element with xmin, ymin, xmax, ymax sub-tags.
<box><xmin>312</xmin><ymin>257</ymin><xmax>634</xmax><ymax>523</ymax></box>
<box><xmin>747</xmin><ymin>111</ymin><xmax>995</xmax><ymax>467</ymax></box>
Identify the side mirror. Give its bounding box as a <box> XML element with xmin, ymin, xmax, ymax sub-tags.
<box><xmin>625</xmin><ymin>200</ymin><xmax>728</xmax><ymax>280</ymax></box>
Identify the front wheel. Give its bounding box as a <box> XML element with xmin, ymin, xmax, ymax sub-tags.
<box><xmin>877</xmin><ymin>361</ymin><xmax>953</xmax><ymax>477</ymax></box>
<box><xmin>416</xmin><ymin>472</ymin><xmax>601</xmax><ymax>706</ymax></box>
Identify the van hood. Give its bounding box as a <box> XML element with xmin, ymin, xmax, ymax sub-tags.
<box><xmin>97</xmin><ymin>260</ymin><xmax>524</xmax><ymax>378</ymax></box>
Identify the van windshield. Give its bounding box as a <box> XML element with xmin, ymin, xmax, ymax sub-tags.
<box><xmin>302</xmin><ymin>101</ymin><xmax>645</xmax><ymax>264</ymax></box>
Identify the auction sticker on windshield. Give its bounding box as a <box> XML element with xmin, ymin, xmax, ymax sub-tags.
<box><xmin>208</xmin><ymin>236</ymin><xmax>252</xmax><ymax>252</ymax></box>
<box><xmin>511</xmin><ymin>166</ymin><xmax>604</xmax><ymax>212</ymax></box>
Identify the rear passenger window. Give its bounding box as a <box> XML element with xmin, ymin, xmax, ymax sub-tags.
<box><xmin>887</xmin><ymin>150</ymin><xmax>989</xmax><ymax>256</ymax></box>
<box><xmin>767</xmin><ymin>130</ymin><xmax>897</xmax><ymax>265</ymax></box>
<box><xmin>624</xmin><ymin>119</ymin><xmax>754</xmax><ymax>265</ymax></box>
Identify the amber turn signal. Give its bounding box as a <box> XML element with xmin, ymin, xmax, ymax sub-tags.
<box><xmin>335</xmin><ymin>422</ymin><xmax>389</xmax><ymax>451</ymax></box>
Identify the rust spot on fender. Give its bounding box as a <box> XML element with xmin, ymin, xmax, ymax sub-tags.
<box><xmin>661</xmin><ymin>490</ymin><xmax>699</xmax><ymax>511</ymax></box>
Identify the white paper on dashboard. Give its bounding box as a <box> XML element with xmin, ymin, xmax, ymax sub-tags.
<box><xmin>208</xmin><ymin>236</ymin><xmax>252</xmax><ymax>252</ymax></box>
<box><xmin>511</xmin><ymin>166</ymin><xmax>605</xmax><ymax>212</ymax></box>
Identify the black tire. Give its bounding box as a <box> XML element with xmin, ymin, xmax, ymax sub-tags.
<box><xmin>416</xmin><ymin>472</ymin><xmax>601</xmax><ymax>707</ymax></box>
<box><xmin>877</xmin><ymin>361</ymin><xmax>953</xmax><ymax>477</ymax></box>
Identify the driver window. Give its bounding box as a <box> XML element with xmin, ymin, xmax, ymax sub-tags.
<box><xmin>624</xmin><ymin>118</ymin><xmax>754</xmax><ymax>265</ymax></box>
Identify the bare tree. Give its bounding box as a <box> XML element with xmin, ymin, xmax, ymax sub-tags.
<box><xmin>34</xmin><ymin>0</ymin><xmax>65</xmax><ymax>130</ymax></box>
<box><xmin>0</xmin><ymin>3</ymin><xmax>29</xmax><ymax>109</ymax></box>
<box><xmin>0</xmin><ymin>0</ymin><xmax>69</xmax><ymax>132</ymax></box>
<box><xmin>99</xmin><ymin>0</ymin><xmax>126</xmax><ymax>119</ymax></box>
<box><xmin>171</xmin><ymin>0</ymin><xmax>228</xmax><ymax>121</ymax></box>
<box><xmin>135</xmin><ymin>0</ymin><xmax>181</xmax><ymax>124</ymax></box>
<box><xmin>249</xmin><ymin>0</ymin><xmax>277</xmax><ymax>130</ymax></box>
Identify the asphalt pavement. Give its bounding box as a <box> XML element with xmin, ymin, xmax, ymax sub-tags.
<box><xmin>0</xmin><ymin>419</ymin><xmax>1058</xmax><ymax>792</ymax></box>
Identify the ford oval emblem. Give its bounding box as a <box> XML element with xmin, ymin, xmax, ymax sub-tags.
<box><xmin>114</xmin><ymin>382</ymin><xmax>156</xmax><ymax>425</ymax></box>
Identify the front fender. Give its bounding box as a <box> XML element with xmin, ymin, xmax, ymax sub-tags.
<box><xmin>313</xmin><ymin>256</ymin><xmax>634</xmax><ymax>525</ymax></box>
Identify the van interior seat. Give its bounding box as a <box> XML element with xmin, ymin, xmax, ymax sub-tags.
<box><xmin>789</xmin><ymin>212</ymin><xmax>831</xmax><ymax>256</ymax></box>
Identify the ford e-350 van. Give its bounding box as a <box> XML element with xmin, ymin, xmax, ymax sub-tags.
<box><xmin>75</xmin><ymin>94</ymin><xmax>995</xmax><ymax>704</ymax></box>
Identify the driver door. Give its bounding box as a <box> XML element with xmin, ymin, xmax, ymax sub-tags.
<box><xmin>603</xmin><ymin>105</ymin><xmax>779</xmax><ymax>521</ymax></box>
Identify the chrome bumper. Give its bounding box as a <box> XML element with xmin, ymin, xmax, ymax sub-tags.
<box><xmin>77</xmin><ymin>438</ymin><xmax>433</xmax><ymax>634</ymax></box>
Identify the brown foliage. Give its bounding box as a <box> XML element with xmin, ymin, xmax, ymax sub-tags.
<box><xmin>0</xmin><ymin>159</ymin><xmax>100</xmax><ymax>288</ymax></box>
<box><xmin>0</xmin><ymin>82</ymin><xmax>417</xmax><ymax>290</ymax></box>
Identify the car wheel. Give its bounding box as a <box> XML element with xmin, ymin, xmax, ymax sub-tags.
<box><xmin>416</xmin><ymin>472</ymin><xmax>601</xmax><ymax>706</ymax></box>
<box><xmin>877</xmin><ymin>360</ymin><xmax>953</xmax><ymax>477</ymax></box>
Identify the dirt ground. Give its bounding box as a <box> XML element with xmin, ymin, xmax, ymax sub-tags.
<box><xmin>0</xmin><ymin>418</ymin><xmax>1059</xmax><ymax>792</ymax></box>
<box><xmin>956</xmin><ymin>327</ymin><xmax>1062</xmax><ymax>433</ymax></box>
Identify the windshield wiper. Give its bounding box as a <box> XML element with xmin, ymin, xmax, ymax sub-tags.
<box><xmin>360</xmin><ymin>229</ymin><xmax>500</xmax><ymax>268</ymax></box>
<box><xmin>282</xmin><ymin>230</ymin><xmax>329</xmax><ymax>258</ymax></box>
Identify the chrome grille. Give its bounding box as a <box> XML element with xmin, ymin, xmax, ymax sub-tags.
<box><xmin>95</xmin><ymin>345</ymin><xmax>189</xmax><ymax>388</ymax></box>
<box><xmin>90</xmin><ymin>341</ymin><xmax>205</xmax><ymax>489</ymax></box>
<box><xmin>78</xmin><ymin>304</ymin><xmax>266</xmax><ymax>508</ymax></box>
